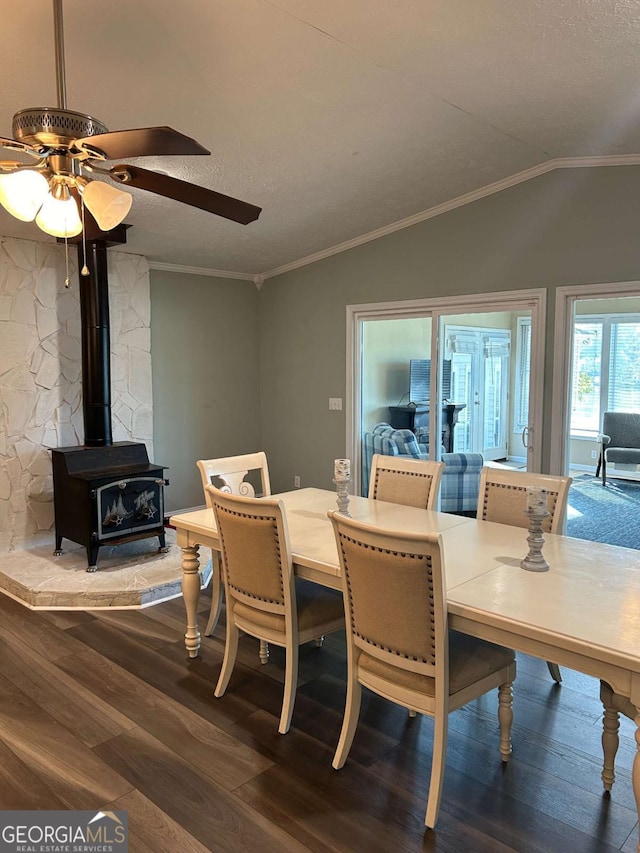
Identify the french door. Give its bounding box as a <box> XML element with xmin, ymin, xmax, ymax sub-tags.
<box><xmin>444</xmin><ymin>325</ymin><xmax>510</xmax><ymax>460</ymax></box>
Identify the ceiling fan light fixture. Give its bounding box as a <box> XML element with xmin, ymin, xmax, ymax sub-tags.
<box><xmin>35</xmin><ymin>189</ymin><xmax>82</xmax><ymax>238</ymax></box>
<box><xmin>0</xmin><ymin>169</ymin><xmax>49</xmax><ymax>221</ymax></box>
<box><xmin>0</xmin><ymin>1</ymin><xmax>260</xmax><ymax>245</ymax></box>
<box><xmin>82</xmin><ymin>180</ymin><xmax>132</xmax><ymax>231</ymax></box>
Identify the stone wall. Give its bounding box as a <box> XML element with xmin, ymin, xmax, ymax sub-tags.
<box><xmin>0</xmin><ymin>236</ymin><xmax>152</xmax><ymax>553</ymax></box>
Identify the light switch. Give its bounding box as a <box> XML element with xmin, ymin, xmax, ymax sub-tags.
<box><xmin>329</xmin><ymin>398</ymin><xmax>342</xmax><ymax>411</ymax></box>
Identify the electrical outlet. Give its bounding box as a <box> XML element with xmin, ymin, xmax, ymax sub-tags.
<box><xmin>591</xmin><ymin>450</ymin><xmax>598</xmax><ymax>459</ymax></box>
<box><xmin>294</xmin><ymin>475</ymin><xmax>301</xmax><ymax>488</ymax></box>
<box><xmin>329</xmin><ymin>397</ymin><xmax>342</xmax><ymax>411</ymax></box>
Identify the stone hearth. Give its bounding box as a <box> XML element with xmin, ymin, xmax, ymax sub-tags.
<box><xmin>0</xmin><ymin>529</ymin><xmax>212</xmax><ymax>609</ymax></box>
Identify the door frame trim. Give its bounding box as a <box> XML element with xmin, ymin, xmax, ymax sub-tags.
<box><xmin>550</xmin><ymin>279</ymin><xmax>640</xmax><ymax>475</ymax></box>
<box><xmin>347</xmin><ymin>288</ymin><xmax>546</xmax><ymax>495</ymax></box>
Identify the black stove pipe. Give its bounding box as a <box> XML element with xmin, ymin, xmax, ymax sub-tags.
<box><xmin>77</xmin><ymin>240</ymin><xmax>112</xmax><ymax>447</ymax></box>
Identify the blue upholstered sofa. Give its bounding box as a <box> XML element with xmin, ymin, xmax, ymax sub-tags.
<box><xmin>362</xmin><ymin>422</ymin><xmax>484</xmax><ymax>513</ymax></box>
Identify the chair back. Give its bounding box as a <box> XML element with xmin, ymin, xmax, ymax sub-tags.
<box><xmin>329</xmin><ymin>511</ymin><xmax>446</xmax><ymax>681</ymax></box>
<box><xmin>369</xmin><ymin>453</ymin><xmax>444</xmax><ymax>510</ymax></box>
<box><xmin>477</xmin><ymin>466</ymin><xmax>572</xmax><ymax>533</ymax></box>
<box><xmin>602</xmin><ymin>412</ymin><xmax>640</xmax><ymax>450</ymax></box>
<box><xmin>207</xmin><ymin>487</ymin><xmax>294</xmax><ymax>626</ymax></box>
<box><xmin>197</xmin><ymin>452</ymin><xmax>271</xmax><ymax>509</ymax></box>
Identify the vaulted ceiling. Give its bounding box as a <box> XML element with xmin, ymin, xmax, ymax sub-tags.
<box><xmin>1</xmin><ymin>1</ymin><xmax>639</xmax><ymax>277</ymax></box>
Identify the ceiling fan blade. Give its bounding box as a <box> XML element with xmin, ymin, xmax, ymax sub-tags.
<box><xmin>75</xmin><ymin>126</ymin><xmax>211</xmax><ymax>160</ymax></box>
<box><xmin>0</xmin><ymin>161</ymin><xmax>30</xmax><ymax>172</ymax></box>
<box><xmin>109</xmin><ymin>164</ymin><xmax>262</xmax><ymax>225</ymax></box>
<box><xmin>0</xmin><ymin>137</ymin><xmax>40</xmax><ymax>156</ymax></box>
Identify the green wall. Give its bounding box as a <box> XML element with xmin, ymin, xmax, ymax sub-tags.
<box><xmin>362</xmin><ymin>317</ymin><xmax>431</xmax><ymax>431</ymax></box>
<box><xmin>151</xmin><ymin>165</ymin><xmax>640</xmax><ymax>506</ymax></box>
<box><xmin>258</xmin><ymin>166</ymin><xmax>640</xmax><ymax>492</ymax></box>
<box><xmin>151</xmin><ymin>270</ymin><xmax>260</xmax><ymax>512</ymax></box>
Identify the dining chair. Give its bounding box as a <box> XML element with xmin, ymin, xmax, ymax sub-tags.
<box><xmin>599</xmin><ymin>680</ymin><xmax>637</xmax><ymax>797</ymax></box>
<box><xmin>368</xmin><ymin>453</ymin><xmax>444</xmax><ymax>510</ymax></box>
<box><xmin>209</xmin><ymin>487</ymin><xmax>345</xmax><ymax>734</ymax></box>
<box><xmin>328</xmin><ymin>511</ymin><xmax>516</xmax><ymax>828</ymax></box>
<box><xmin>477</xmin><ymin>465</ymin><xmax>572</xmax><ymax>683</ymax></box>
<box><xmin>197</xmin><ymin>452</ymin><xmax>271</xmax><ymax>662</ymax></box>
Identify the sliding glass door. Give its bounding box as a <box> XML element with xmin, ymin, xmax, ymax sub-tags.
<box><xmin>348</xmin><ymin>290</ymin><xmax>546</xmax><ymax>496</ymax></box>
<box><xmin>550</xmin><ymin>283</ymin><xmax>640</xmax><ymax>551</ymax></box>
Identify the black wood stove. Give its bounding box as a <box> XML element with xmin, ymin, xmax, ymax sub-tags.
<box><xmin>51</xmin><ymin>228</ymin><xmax>168</xmax><ymax>572</ymax></box>
<box><xmin>52</xmin><ymin>442</ymin><xmax>167</xmax><ymax>572</ymax></box>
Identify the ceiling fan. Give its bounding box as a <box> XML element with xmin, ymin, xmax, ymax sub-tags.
<box><xmin>0</xmin><ymin>0</ymin><xmax>261</xmax><ymax>241</ymax></box>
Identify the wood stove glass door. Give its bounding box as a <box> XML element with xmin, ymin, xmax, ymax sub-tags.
<box><xmin>97</xmin><ymin>477</ymin><xmax>164</xmax><ymax>540</ymax></box>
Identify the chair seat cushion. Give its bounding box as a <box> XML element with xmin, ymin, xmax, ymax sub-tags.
<box><xmin>234</xmin><ymin>578</ymin><xmax>344</xmax><ymax>635</ymax></box>
<box><xmin>606</xmin><ymin>447</ymin><xmax>640</xmax><ymax>464</ymax></box>
<box><xmin>358</xmin><ymin>629</ymin><xmax>515</xmax><ymax>697</ymax></box>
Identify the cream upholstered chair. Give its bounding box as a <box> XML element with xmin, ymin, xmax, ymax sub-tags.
<box><xmin>477</xmin><ymin>465</ymin><xmax>572</xmax><ymax>684</ymax></box>
<box><xmin>370</xmin><ymin>454</ymin><xmax>444</xmax><ymax>722</ymax></box>
<box><xmin>599</xmin><ymin>680</ymin><xmax>637</xmax><ymax>797</ymax></box>
<box><xmin>209</xmin><ymin>487</ymin><xmax>345</xmax><ymax>734</ymax></box>
<box><xmin>197</xmin><ymin>453</ymin><xmax>271</xmax><ymax>652</ymax></box>
<box><xmin>368</xmin><ymin>453</ymin><xmax>444</xmax><ymax>510</ymax></box>
<box><xmin>328</xmin><ymin>512</ymin><xmax>516</xmax><ymax>828</ymax></box>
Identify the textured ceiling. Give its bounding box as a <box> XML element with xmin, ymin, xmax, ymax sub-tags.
<box><xmin>1</xmin><ymin>0</ymin><xmax>640</xmax><ymax>277</ymax></box>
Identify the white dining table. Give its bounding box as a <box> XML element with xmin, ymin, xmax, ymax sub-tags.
<box><xmin>171</xmin><ymin>487</ymin><xmax>640</xmax><ymax>849</ymax></box>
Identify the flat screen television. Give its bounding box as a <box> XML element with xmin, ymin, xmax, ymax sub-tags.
<box><xmin>409</xmin><ymin>359</ymin><xmax>452</xmax><ymax>403</ymax></box>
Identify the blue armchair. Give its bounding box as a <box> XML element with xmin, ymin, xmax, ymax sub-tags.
<box><xmin>362</xmin><ymin>423</ymin><xmax>484</xmax><ymax>513</ymax></box>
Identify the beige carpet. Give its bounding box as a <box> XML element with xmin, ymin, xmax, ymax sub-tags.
<box><xmin>0</xmin><ymin>529</ymin><xmax>212</xmax><ymax>610</ymax></box>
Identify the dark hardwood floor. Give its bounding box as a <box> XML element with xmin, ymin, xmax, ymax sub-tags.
<box><xmin>0</xmin><ymin>589</ymin><xmax>637</xmax><ymax>852</ymax></box>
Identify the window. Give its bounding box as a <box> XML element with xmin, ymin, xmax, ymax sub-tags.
<box><xmin>609</xmin><ymin>321</ymin><xmax>640</xmax><ymax>410</ymax></box>
<box><xmin>570</xmin><ymin>321</ymin><xmax>602</xmax><ymax>434</ymax></box>
<box><xmin>570</xmin><ymin>314</ymin><xmax>640</xmax><ymax>437</ymax></box>
<box><xmin>513</xmin><ymin>317</ymin><xmax>531</xmax><ymax>432</ymax></box>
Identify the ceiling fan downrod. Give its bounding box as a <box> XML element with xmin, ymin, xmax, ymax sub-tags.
<box><xmin>53</xmin><ymin>0</ymin><xmax>67</xmax><ymax>110</ymax></box>
<box><xmin>12</xmin><ymin>0</ymin><xmax>108</xmax><ymax>150</ymax></box>
<box><xmin>0</xmin><ymin>0</ymin><xmax>261</xmax><ymax>228</ymax></box>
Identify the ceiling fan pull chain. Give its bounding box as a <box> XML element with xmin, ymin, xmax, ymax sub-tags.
<box><xmin>64</xmin><ymin>235</ymin><xmax>71</xmax><ymax>288</ymax></box>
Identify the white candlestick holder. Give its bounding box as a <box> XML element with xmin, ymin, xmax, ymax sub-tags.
<box><xmin>333</xmin><ymin>477</ymin><xmax>351</xmax><ymax>516</ymax></box>
<box><xmin>520</xmin><ymin>507</ymin><xmax>550</xmax><ymax>572</ymax></box>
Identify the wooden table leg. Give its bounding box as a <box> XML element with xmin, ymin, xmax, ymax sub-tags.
<box><xmin>181</xmin><ymin>543</ymin><xmax>201</xmax><ymax>658</ymax></box>
<box><xmin>599</xmin><ymin>683</ymin><xmax>640</xmax><ymax>852</ymax></box>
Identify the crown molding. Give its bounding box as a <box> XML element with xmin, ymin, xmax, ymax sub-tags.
<box><xmin>149</xmin><ymin>155</ymin><xmax>640</xmax><ymax>282</ymax></box>
<box><xmin>148</xmin><ymin>261</ymin><xmax>255</xmax><ymax>281</ymax></box>
<box><xmin>261</xmin><ymin>154</ymin><xmax>640</xmax><ymax>279</ymax></box>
